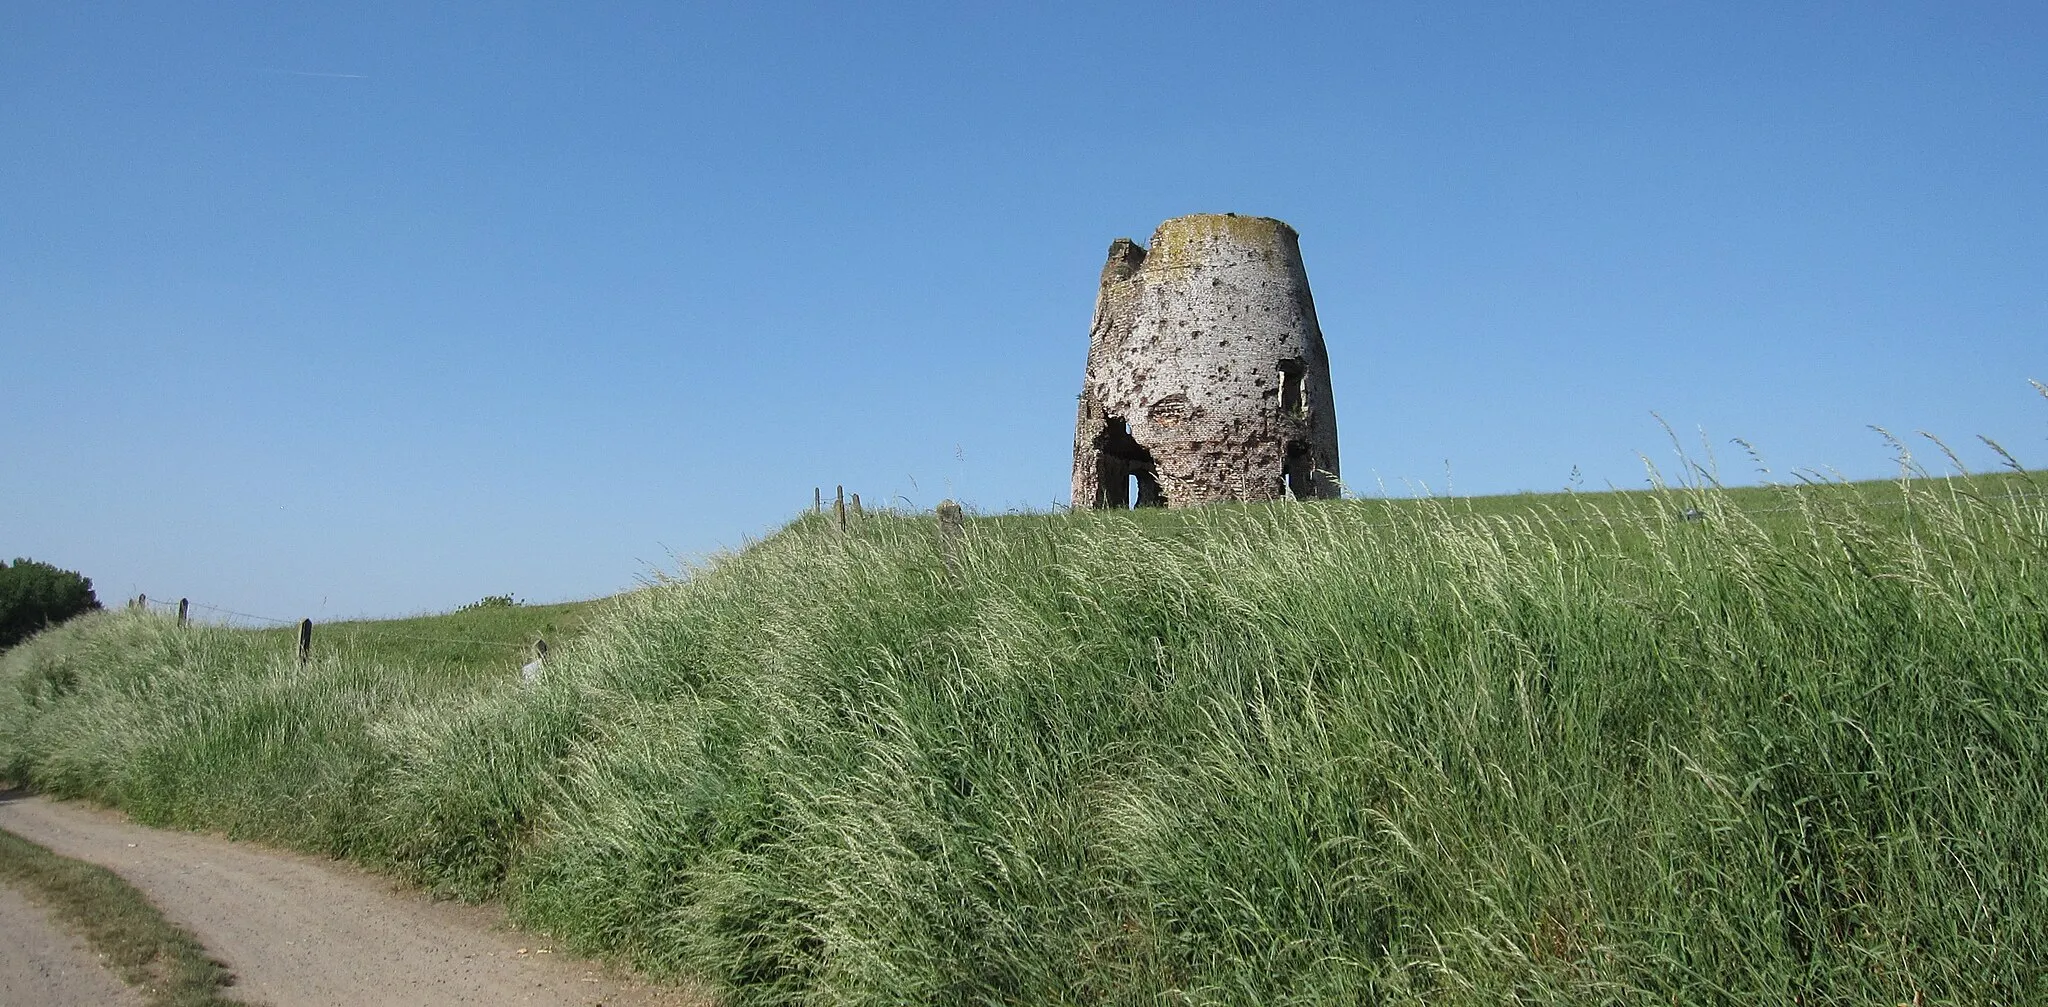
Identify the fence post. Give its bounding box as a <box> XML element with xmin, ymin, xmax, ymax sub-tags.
<box><xmin>298</xmin><ymin>619</ymin><xmax>313</xmax><ymax>666</ymax></box>
<box><xmin>137</xmin><ymin>593</ymin><xmax>147</xmax><ymax>612</ymax></box>
<box><xmin>177</xmin><ymin>598</ymin><xmax>189</xmax><ymax>626</ymax></box>
<box><xmin>938</xmin><ymin>499</ymin><xmax>964</xmax><ymax>577</ymax></box>
<box><xmin>814</xmin><ymin>487</ymin><xmax>822</xmax><ymax>513</ymax></box>
<box><xmin>850</xmin><ymin>492</ymin><xmax>862</xmax><ymax>518</ymax></box>
<box><xmin>835</xmin><ymin>485</ymin><xmax>847</xmax><ymax>533</ymax></box>
<box><xmin>515</xmin><ymin>638</ymin><xmax>550</xmax><ymax>685</ymax></box>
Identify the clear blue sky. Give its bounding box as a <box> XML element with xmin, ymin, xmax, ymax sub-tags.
<box><xmin>5</xmin><ymin>4</ymin><xmax>2044</xmax><ymax>620</ymax></box>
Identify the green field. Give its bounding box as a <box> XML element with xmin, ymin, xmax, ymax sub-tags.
<box><xmin>3</xmin><ymin>465</ymin><xmax>2044</xmax><ymax>1005</ymax></box>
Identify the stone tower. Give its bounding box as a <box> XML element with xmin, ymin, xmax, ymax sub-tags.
<box><xmin>1071</xmin><ymin>213</ymin><xmax>1340</xmax><ymax>508</ymax></box>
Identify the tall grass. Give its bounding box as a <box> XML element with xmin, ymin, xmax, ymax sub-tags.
<box><xmin>3</xmin><ymin>470</ymin><xmax>2044</xmax><ymax>1004</ymax></box>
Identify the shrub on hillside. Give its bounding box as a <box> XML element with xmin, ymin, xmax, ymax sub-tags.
<box><xmin>0</xmin><ymin>559</ymin><xmax>100</xmax><ymax>650</ymax></box>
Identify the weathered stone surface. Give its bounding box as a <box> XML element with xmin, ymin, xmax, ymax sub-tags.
<box><xmin>1071</xmin><ymin>214</ymin><xmax>1340</xmax><ymax>508</ymax></box>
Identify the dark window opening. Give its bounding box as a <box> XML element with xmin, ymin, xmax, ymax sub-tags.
<box><xmin>1278</xmin><ymin>358</ymin><xmax>1306</xmax><ymax>416</ymax></box>
<box><xmin>1093</xmin><ymin>417</ymin><xmax>1166</xmax><ymax>508</ymax></box>
<box><xmin>1283</xmin><ymin>441</ymin><xmax>1315</xmax><ymax>500</ymax></box>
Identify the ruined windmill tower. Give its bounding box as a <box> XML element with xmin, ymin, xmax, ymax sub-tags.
<box><xmin>1071</xmin><ymin>213</ymin><xmax>1340</xmax><ymax>508</ymax></box>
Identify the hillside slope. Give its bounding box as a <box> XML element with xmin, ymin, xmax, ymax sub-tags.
<box><xmin>4</xmin><ymin>473</ymin><xmax>2045</xmax><ymax>1005</ymax></box>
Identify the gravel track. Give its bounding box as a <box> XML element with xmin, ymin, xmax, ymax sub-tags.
<box><xmin>0</xmin><ymin>794</ymin><xmax>708</xmax><ymax>1007</ymax></box>
<box><xmin>0</xmin><ymin>882</ymin><xmax>145</xmax><ymax>1007</ymax></box>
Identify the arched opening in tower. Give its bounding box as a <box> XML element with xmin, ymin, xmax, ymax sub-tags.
<box><xmin>1283</xmin><ymin>440</ymin><xmax>1315</xmax><ymax>500</ymax></box>
<box><xmin>1093</xmin><ymin>416</ymin><xmax>1165</xmax><ymax>508</ymax></box>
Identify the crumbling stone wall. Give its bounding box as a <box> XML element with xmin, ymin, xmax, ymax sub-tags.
<box><xmin>1071</xmin><ymin>214</ymin><xmax>1341</xmax><ymax>508</ymax></box>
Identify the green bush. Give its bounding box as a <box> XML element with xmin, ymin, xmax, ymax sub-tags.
<box><xmin>0</xmin><ymin>559</ymin><xmax>100</xmax><ymax>650</ymax></box>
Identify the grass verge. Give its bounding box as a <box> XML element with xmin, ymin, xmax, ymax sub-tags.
<box><xmin>2</xmin><ymin>454</ymin><xmax>2044</xmax><ymax>1004</ymax></box>
<box><xmin>0</xmin><ymin>799</ymin><xmax>244</xmax><ymax>1007</ymax></box>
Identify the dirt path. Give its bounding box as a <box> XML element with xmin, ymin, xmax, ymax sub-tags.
<box><xmin>0</xmin><ymin>882</ymin><xmax>146</xmax><ymax>1007</ymax></box>
<box><xmin>0</xmin><ymin>794</ymin><xmax>708</xmax><ymax>1007</ymax></box>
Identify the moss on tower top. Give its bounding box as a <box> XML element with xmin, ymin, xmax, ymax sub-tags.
<box><xmin>1142</xmin><ymin>213</ymin><xmax>1300</xmax><ymax>272</ymax></box>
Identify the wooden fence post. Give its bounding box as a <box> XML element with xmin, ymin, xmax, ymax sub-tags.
<box><xmin>177</xmin><ymin>598</ymin><xmax>188</xmax><ymax>626</ymax></box>
<box><xmin>137</xmin><ymin>593</ymin><xmax>147</xmax><ymax>612</ymax></box>
<box><xmin>938</xmin><ymin>499</ymin><xmax>964</xmax><ymax>577</ymax></box>
<box><xmin>298</xmin><ymin>619</ymin><xmax>313</xmax><ymax>666</ymax></box>
<box><xmin>814</xmin><ymin>487</ymin><xmax>823</xmax><ymax>513</ymax></box>
<box><xmin>520</xmin><ymin>638</ymin><xmax>550</xmax><ymax>685</ymax></box>
<box><xmin>850</xmin><ymin>492</ymin><xmax>862</xmax><ymax>517</ymax></box>
<box><xmin>835</xmin><ymin>485</ymin><xmax>847</xmax><ymax>533</ymax></box>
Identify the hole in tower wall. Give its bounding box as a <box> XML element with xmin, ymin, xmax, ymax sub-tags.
<box><xmin>1278</xmin><ymin>358</ymin><xmax>1306</xmax><ymax>416</ymax></box>
<box><xmin>1283</xmin><ymin>441</ymin><xmax>1314</xmax><ymax>500</ymax></box>
<box><xmin>1132</xmin><ymin>469</ymin><xmax>1165</xmax><ymax>508</ymax></box>
<box><xmin>1093</xmin><ymin>417</ymin><xmax>1166</xmax><ymax>509</ymax></box>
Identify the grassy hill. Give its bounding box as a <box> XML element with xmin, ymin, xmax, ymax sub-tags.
<box><xmin>3</xmin><ymin>469</ymin><xmax>2044</xmax><ymax>1005</ymax></box>
<box><xmin>258</xmin><ymin>598</ymin><xmax>600</xmax><ymax>680</ymax></box>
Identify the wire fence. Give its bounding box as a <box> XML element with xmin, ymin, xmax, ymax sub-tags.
<box><xmin>121</xmin><ymin>480</ymin><xmax>2043</xmax><ymax>655</ymax></box>
<box><xmin>120</xmin><ymin>594</ymin><xmax>540</xmax><ymax>653</ymax></box>
<box><xmin>188</xmin><ymin>601</ymin><xmax>297</xmax><ymax>626</ymax></box>
<box><xmin>320</xmin><ymin>627</ymin><xmax>534</xmax><ymax>650</ymax></box>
